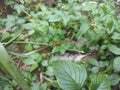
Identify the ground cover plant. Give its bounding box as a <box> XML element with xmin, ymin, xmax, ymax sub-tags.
<box><xmin>0</xmin><ymin>0</ymin><xmax>120</xmax><ymax>90</ymax></box>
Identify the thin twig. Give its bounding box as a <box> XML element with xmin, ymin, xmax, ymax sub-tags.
<box><xmin>42</xmin><ymin>75</ymin><xmax>53</xmax><ymax>83</ymax></box>
<box><xmin>100</xmin><ymin>64</ymin><xmax>113</xmax><ymax>74</ymax></box>
<box><xmin>3</xmin><ymin>32</ymin><xmax>22</xmax><ymax>47</ymax></box>
<box><xmin>13</xmin><ymin>41</ymin><xmax>50</xmax><ymax>46</ymax></box>
<box><xmin>39</xmin><ymin>73</ymin><xmax>53</xmax><ymax>83</ymax></box>
<box><xmin>22</xmin><ymin>9</ymin><xmax>32</xmax><ymax>17</ymax></box>
<box><xmin>25</xmin><ymin>49</ymin><xmax>41</xmax><ymax>56</ymax></box>
<box><xmin>8</xmin><ymin>46</ymin><xmax>49</xmax><ymax>57</ymax></box>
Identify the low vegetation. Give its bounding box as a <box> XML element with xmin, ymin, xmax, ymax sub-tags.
<box><xmin>0</xmin><ymin>0</ymin><xmax>120</xmax><ymax>90</ymax></box>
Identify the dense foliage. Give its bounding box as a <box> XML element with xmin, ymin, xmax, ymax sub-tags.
<box><xmin>0</xmin><ymin>0</ymin><xmax>120</xmax><ymax>90</ymax></box>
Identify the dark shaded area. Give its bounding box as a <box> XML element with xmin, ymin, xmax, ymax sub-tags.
<box><xmin>0</xmin><ymin>0</ymin><xmax>13</xmax><ymax>18</ymax></box>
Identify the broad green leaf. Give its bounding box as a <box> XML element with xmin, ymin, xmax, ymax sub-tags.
<box><xmin>62</xmin><ymin>15</ymin><xmax>69</xmax><ymax>26</ymax></box>
<box><xmin>49</xmin><ymin>14</ymin><xmax>61</xmax><ymax>22</ymax></box>
<box><xmin>108</xmin><ymin>44</ymin><xmax>120</xmax><ymax>55</ymax></box>
<box><xmin>58</xmin><ymin>11</ymin><xmax>69</xmax><ymax>26</ymax></box>
<box><xmin>29</xmin><ymin>53</ymin><xmax>40</xmax><ymax>60</ymax></box>
<box><xmin>90</xmin><ymin>74</ymin><xmax>111</xmax><ymax>90</ymax></box>
<box><xmin>30</xmin><ymin>63</ymin><xmax>38</xmax><ymax>72</ymax></box>
<box><xmin>40</xmin><ymin>83</ymin><xmax>47</xmax><ymax>90</ymax></box>
<box><xmin>88</xmin><ymin>58</ymin><xmax>99</xmax><ymax>66</ymax></box>
<box><xmin>41</xmin><ymin>5</ymin><xmax>47</xmax><ymax>12</ymax></box>
<box><xmin>111</xmin><ymin>32</ymin><xmax>120</xmax><ymax>40</ymax></box>
<box><xmin>14</xmin><ymin>4</ymin><xmax>25</xmax><ymax>14</ymax></box>
<box><xmin>45</xmin><ymin>66</ymin><xmax>54</xmax><ymax>76</ymax></box>
<box><xmin>53</xmin><ymin>60</ymin><xmax>87</xmax><ymax>90</ymax></box>
<box><xmin>107</xmin><ymin>20</ymin><xmax>114</xmax><ymax>29</ymax></box>
<box><xmin>100</xmin><ymin>45</ymin><xmax>107</xmax><ymax>50</ymax></box>
<box><xmin>91</xmin><ymin>67</ymin><xmax>100</xmax><ymax>74</ymax></box>
<box><xmin>23</xmin><ymin>58</ymin><xmax>36</xmax><ymax>65</ymax></box>
<box><xmin>41</xmin><ymin>60</ymin><xmax>48</xmax><ymax>67</ymax></box>
<box><xmin>81</xmin><ymin>2</ymin><xmax>97</xmax><ymax>11</ymax></box>
<box><xmin>0</xmin><ymin>43</ymin><xmax>31</xmax><ymax>90</ymax></box>
<box><xmin>16</xmin><ymin>18</ymin><xmax>25</xmax><ymax>25</ymax></box>
<box><xmin>31</xmin><ymin>83</ymin><xmax>48</xmax><ymax>90</ymax></box>
<box><xmin>99</xmin><ymin>61</ymin><xmax>109</xmax><ymax>67</ymax></box>
<box><xmin>5</xmin><ymin>15</ymin><xmax>17</xmax><ymax>27</ymax></box>
<box><xmin>24</xmin><ymin>23</ymin><xmax>41</xmax><ymax>31</ymax></box>
<box><xmin>20</xmin><ymin>0</ymin><xmax>24</xmax><ymax>4</ymax></box>
<box><xmin>113</xmin><ymin>57</ymin><xmax>120</xmax><ymax>72</ymax></box>
<box><xmin>28</xmin><ymin>30</ymin><xmax>35</xmax><ymax>35</ymax></box>
<box><xmin>1</xmin><ymin>32</ymin><xmax>10</xmax><ymax>41</ymax></box>
<box><xmin>80</xmin><ymin>23</ymin><xmax>90</xmax><ymax>34</ymax></box>
<box><xmin>108</xmin><ymin>74</ymin><xmax>120</xmax><ymax>86</ymax></box>
<box><xmin>40</xmin><ymin>20</ymin><xmax>49</xmax><ymax>26</ymax></box>
<box><xmin>23</xmin><ymin>23</ymin><xmax>34</xmax><ymax>29</ymax></box>
<box><xmin>31</xmin><ymin>83</ymin><xmax>40</xmax><ymax>90</ymax></box>
<box><xmin>25</xmin><ymin>44</ymin><xmax>33</xmax><ymax>51</ymax></box>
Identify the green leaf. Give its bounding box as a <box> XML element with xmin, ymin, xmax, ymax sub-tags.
<box><xmin>107</xmin><ymin>20</ymin><xmax>114</xmax><ymax>29</ymax></box>
<box><xmin>80</xmin><ymin>23</ymin><xmax>90</xmax><ymax>34</ymax></box>
<box><xmin>53</xmin><ymin>60</ymin><xmax>87</xmax><ymax>90</ymax></box>
<box><xmin>28</xmin><ymin>30</ymin><xmax>35</xmax><ymax>35</ymax></box>
<box><xmin>81</xmin><ymin>2</ymin><xmax>97</xmax><ymax>11</ymax></box>
<box><xmin>14</xmin><ymin>4</ymin><xmax>25</xmax><ymax>14</ymax></box>
<box><xmin>113</xmin><ymin>57</ymin><xmax>120</xmax><ymax>72</ymax></box>
<box><xmin>24</xmin><ymin>23</ymin><xmax>33</xmax><ymax>29</ymax></box>
<box><xmin>89</xmin><ymin>74</ymin><xmax>111</xmax><ymax>90</ymax></box>
<box><xmin>16</xmin><ymin>18</ymin><xmax>25</xmax><ymax>25</ymax></box>
<box><xmin>30</xmin><ymin>63</ymin><xmax>38</xmax><ymax>72</ymax></box>
<box><xmin>49</xmin><ymin>14</ymin><xmax>62</xmax><ymax>22</ymax></box>
<box><xmin>20</xmin><ymin>0</ymin><xmax>24</xmax><ymax>4</ymax></box>
<box><xmin>88</xmin><ymin>58</ymin><xmax>99</xmax><ymax>66</ymax></box>
<box><xmin>45</xmin><ymin>66</ymin><xmax>54</xmax><ymax>76</ymax></box>
<box><xmin>108</xmin><ymin>44</ymin><xmax>120</xmax><ymax>55</ymax></box>
<box><xmin>1</xmin><ymin>32</ymin><xmax>10</xmax><ymax>41</ymax></box>
<box><xmin>99</xmin><ymin>61</ymin><xmax>109</xmax><ymax>67</ymax></box>
<box><xmin>58</xmin><ymin>11</ymin><xmax>69</xmax><ymax>26</ymax></box>
<box><xmin>111</xmin><ymin>32</ymin><xmax>120</xmax><ymax>40</ymax></box>
<box><xmin>41</xmin><ymin>60</ymin><xmax>48</xmax><ymax>67</ymax></box>
<box><xmin>23</xmin><ymin>58</ymin><xmax>36</xmax><ymax>65</ymax></box>
<box><xmin>29</xmin><ymin>53</ymin><xmax>40</xmax><ymax>60</ymax></box>
<box><xmin>5</xmin><ymin>15</ymin><xmax>17</xmax><ymax>27</ymax></box>
<box><xmin>91</xmin><ymin>67</ymin><xmax>100</xmax><ymax>74</ymax></box>
<box><xmin>25</xmin><ymin>44</ymin><xmax>33</xmax><ymax>51</ymax></box>
<box><xmin>109</xmin><ymin>74</ymin><xmax>120</xmax><ymax>86</ymax></box>
<box><xmin>40</xmin><ymin>83</ymin><xmax>47</xmax><ymax>90</ymax></box>
<box><xmin>31</xmin><ymin>83</ymin><xmax>40</xmax><ymax>90</ymax></box>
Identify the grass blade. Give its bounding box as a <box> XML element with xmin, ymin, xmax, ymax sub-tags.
<box><xmin>0</xmin><ymin>43</ymin><xmax>31</xmax><ymax>90</ymax></box>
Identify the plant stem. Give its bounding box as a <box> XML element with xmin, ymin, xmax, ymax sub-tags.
<box><xmin>100</xmin><ymin>64</ymin><xmax>113</xmax><ymax>74</ymax></box>
<box><xmin>13</xmin><ymin>41</ymin><xmax>50</xmax><ymax>46</ymax></box>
